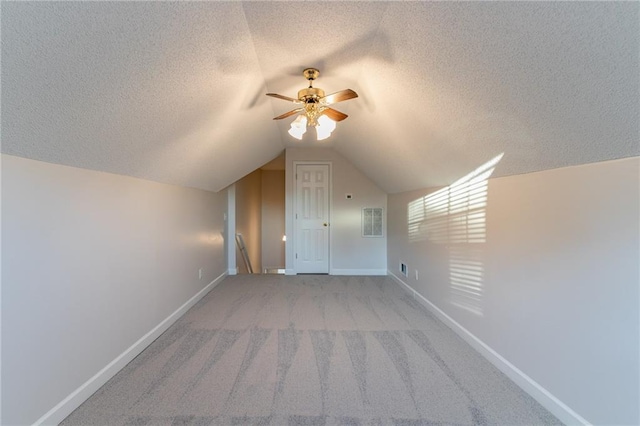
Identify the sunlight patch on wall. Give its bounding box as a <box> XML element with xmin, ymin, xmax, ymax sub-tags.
<box><xmin>449</xmin><ymin>245</ymin><xmax>485</xmax><ymax>315</ymax></box>
<box><xmin>407</xmin><ymin>153</ymin><xmax>504</xmax><ymax>316</ymax></box>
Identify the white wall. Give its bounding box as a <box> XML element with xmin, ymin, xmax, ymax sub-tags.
<box><xmin>235</xmin><ymin>169</ymin><xmax>262</xmax><ymax>274</ymax></box>
<box><xmin>1</xmin><ymin>154</ymin><xmax>228</xmax><ymax>425</ymax></box>
<box><xmin>261</xmin><ymin>170</ymin><xmax>285</xmax><ymax>270</ymax></box>
<box><xmin>285</xmin><ymin>148</ymin><xmax>387</xmax><ymax>275</ymax></box>
<box><xmin>387</xmin><ymin>156</ymin><xmax>639</xmax><ymax>425</ymax></box>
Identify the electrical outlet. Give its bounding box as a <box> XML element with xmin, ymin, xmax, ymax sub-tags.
<box><xmin>198</xmin><ymin>268</ymin><xmax>203</xmax><ymax>280</ymax></box>
<box><xmin>415</xmin><ymin>270</ymin><xmax>419</xmax><ymax>280</ymax></box>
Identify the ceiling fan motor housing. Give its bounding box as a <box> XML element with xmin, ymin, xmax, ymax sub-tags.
<box><xmin>298</xmin><ymin>87</ymin><xmax>325</xmax><ymax>102</ymax></box>
<box><xmin>299</xmin><ymin>68</ymin><xmax>324</xmax><ymax>103</ymax></box>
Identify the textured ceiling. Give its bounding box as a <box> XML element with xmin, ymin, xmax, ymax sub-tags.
<box><xmin>2</xmin><ymin>2</ymin><xmax>638</xmax><ymax>193</ymax></box>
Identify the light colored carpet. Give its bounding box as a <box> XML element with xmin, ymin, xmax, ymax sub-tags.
<box><xmin>61</xmin><ymin>275</ymin><xmax>561</xmax><ymax>425</ymax></box>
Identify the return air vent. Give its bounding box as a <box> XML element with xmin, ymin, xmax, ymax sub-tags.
<box><xmin>400</xmin><ymin>262</ymin><xmax>408</xmax><ymax>277</ymax></box>
<box><xmin>362</xmin><ymin>207</ymin><xmax>383</xmax><ymax>237</ymax></box>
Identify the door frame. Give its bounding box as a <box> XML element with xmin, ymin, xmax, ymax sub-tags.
<box><xmin>292</xmin><ymin>161</ymin><xmax>332</xmax><ymax>274</ymax></box>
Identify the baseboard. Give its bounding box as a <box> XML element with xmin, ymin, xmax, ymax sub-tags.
<box><xmin>285</xmin><ymin>268</ymin><xmax>296</xmax><ymax>275</ymax></box>
<box><xmin>387</xmin><ymin>271</ymin><xmax>590</xmax><ymax>426</ymax></box>
<box><xmin>34</xmin><ymin>271</ymin><xmax>228</xmax><ymax>426</ymax></box>
<box><xmin>330</xmin><ymin>268</ymin><xmax>388</xmax><ymax>276</ymax></box>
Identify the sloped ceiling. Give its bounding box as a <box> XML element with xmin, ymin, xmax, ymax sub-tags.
<box><xmin>2</xmin><ymin>2</ymin><xmax>638</xmax><ymax>193</ymax></box>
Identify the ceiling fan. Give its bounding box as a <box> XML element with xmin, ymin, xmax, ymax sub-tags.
<box><xmin>266</xmin><ymin>68</ymin><xmax>358</xmax><ymax>140</ymax></box>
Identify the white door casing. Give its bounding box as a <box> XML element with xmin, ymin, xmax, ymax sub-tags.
<box><xmin>294</xmin><ymin>163</ymin><xmax>330</xmax><ymax>273</ymax></box>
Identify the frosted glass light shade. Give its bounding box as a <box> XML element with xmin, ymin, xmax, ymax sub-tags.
<box><xmin>316</xmin><ymin>115</ymin><xmax>336</xmax><ymax>140</ymax></box>
<box><xmin>316</xmin><ymin>126</ymin><xmax>332</xmax><ymax>141</ymax></box>
<box><xmin>288</xmin><ymin>115</ymin><xmax>307</xmax><ymax>140</ymax></box>
<box><xmin>317</xmin><ymin>115</ymin><xmax>336</xmax><ymax>132</ymax></box>
<box><xmin>288</xmin><ymin>127</ymin><xmax>305</xmax><ymax>140</ymax></box>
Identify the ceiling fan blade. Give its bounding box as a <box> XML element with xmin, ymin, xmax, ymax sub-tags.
<box><xmin>322</xmin><ymin>107</ymin><xmax>348</xmax><ymax>122</ymax></box>
<box><xmin>266</xmin><ymin>93</ymin><xmax>300</xmax><ymax>103</ymax></box>
<box><xmin>273</xmin><ymin>108</ymin><xmax>303</xmax><ymax>120</ymax></box>
<box><xmin>322</xmin><ymin>89</ymin><xmax>358</xmax><ymax>105</ymax></box>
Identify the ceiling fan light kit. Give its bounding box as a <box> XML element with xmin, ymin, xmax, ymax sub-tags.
<box><xmin>267</xmin><ymin>68</ymin><xmax>358</xmax><ymax>141</ymax></box>
<box><xmin>288</xmin><ymin>115</ymin><xmax>307</xmax><ymax>139</ymax></box>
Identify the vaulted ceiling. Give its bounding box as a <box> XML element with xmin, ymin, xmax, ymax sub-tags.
<box><xmin>2</xmin><ymin>2</ymin><xmax>638</xmax><ymax>193</ymax></box>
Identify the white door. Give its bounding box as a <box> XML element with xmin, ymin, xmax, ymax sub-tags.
<box><xmin>295</xmin><ymin>164</ymin><xmax>330</xmax><ymax>273</ymax></box>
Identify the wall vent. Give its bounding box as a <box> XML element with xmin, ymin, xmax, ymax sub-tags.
<box><xmin>362</xmin><ymin>207</ymin><xmax>383</xmax><ymax>237</ymax></box>
<box><xmin>400</xmin><ymin>262</ymin><xmax>408</xmax><ymax>277</ymax></box>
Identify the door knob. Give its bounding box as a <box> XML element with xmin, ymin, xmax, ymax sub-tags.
<box><xmin>323</xmin><ymin>223</ymin><xmax>328</xmax><ymax>227</ymax></box>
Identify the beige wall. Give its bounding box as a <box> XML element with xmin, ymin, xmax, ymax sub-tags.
<box><xmin>235</xmin><ymin>169</ymin><xmax>262</xmax><ymax>273</ymax></box>
<box><xmin>261</xmin><ymin>170</ymin><xmax>285</xmax><ymax>270</ymax></box>
<box><xmin>1</xmin><ymin>154</ymin><xmax>228</xmax><ymax>425</ymax></box>
<box><xmin>285</xmin><ymin>148</ymin><xmax>387</xmax><ymax>275</ymax></box>
<box><xmin>387</xmin><ymin>156</ymin><xmax>640</xmax><ymax>425</ymax></box>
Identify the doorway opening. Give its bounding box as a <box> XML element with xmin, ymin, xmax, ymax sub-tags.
<box><xmin>234</xmin><ymin>153</ymin><xmax>286</xmax><ymax>274</ymax></box>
